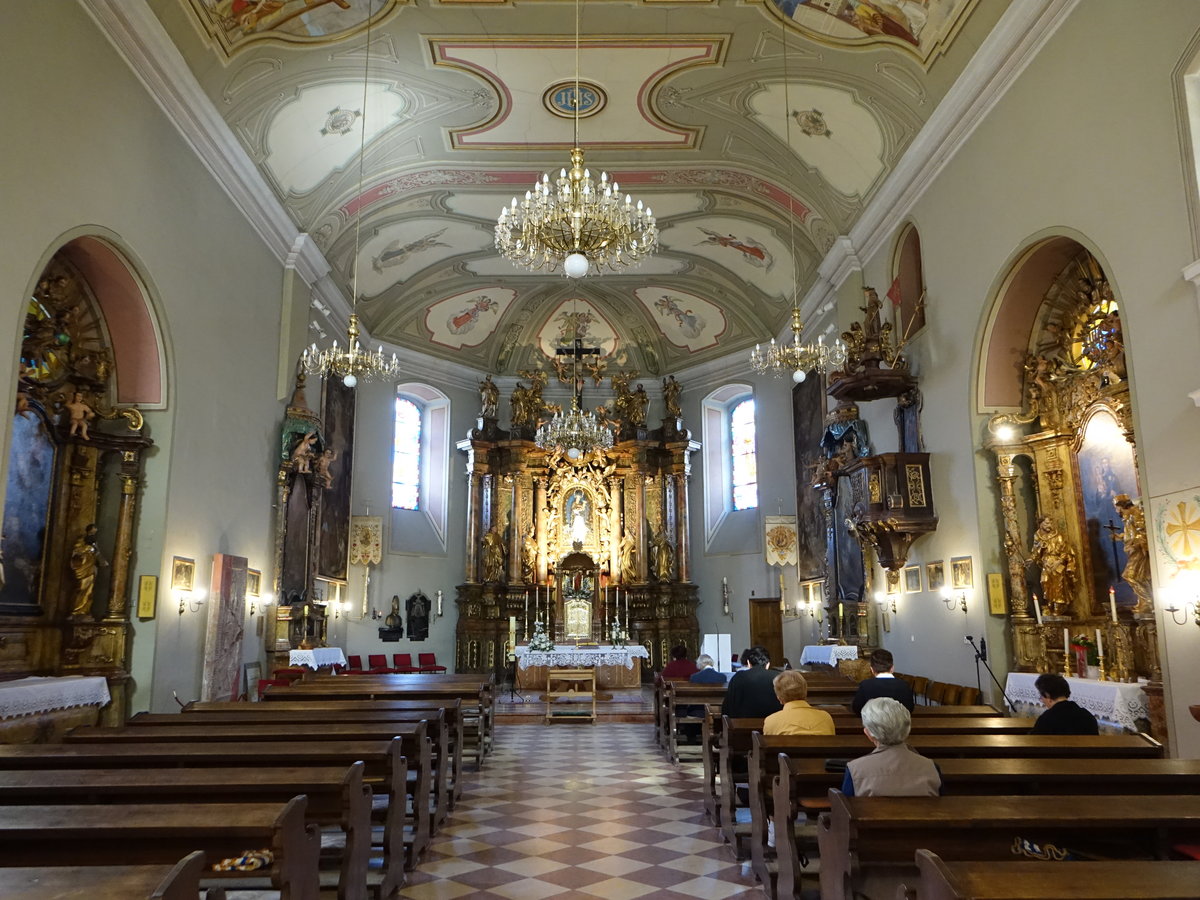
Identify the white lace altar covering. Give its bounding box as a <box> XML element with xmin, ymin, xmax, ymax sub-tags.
<box><xmin>799</xmin><ymin>645</ymin><xmax>860</xmax><ymax>666</ymax></box>
<box><xmin>289</xmin><ymin>647</ymin><xmax>348</xmax><ymax>669</ymax></box>
<box><xmin>0</xmin><ymin>675</ymin><xmax>111</xmax><ymax>720</ymax></box>
<box><xmin>515</xmin><ymin>645</ymin><xmax>650</xmax><ymax>670</ymax></box>
<box><xmin>1005</xmin><ymin>672</ymin><xmax>1149</xmax><ymax>732</ymax></box>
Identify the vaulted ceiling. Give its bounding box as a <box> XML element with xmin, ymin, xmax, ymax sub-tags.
<box><xmin>153</xmin><ymin>0</ymin><xmax>1001</xmax><ymax>376</ymax></box>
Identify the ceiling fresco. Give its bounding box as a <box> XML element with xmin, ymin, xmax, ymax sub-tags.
<box><xmin>156</xmin><ymin>0</ymin><xmax>1002</xmax><ymax>375</ymax></box>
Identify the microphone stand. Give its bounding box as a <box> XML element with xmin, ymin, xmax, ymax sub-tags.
<box><xmin>965</xmin><ymin>635</ymin><xmax>1015</xmax><ymax>713</ymax></box>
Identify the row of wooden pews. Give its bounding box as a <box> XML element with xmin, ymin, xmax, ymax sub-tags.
<box><xmin>0</xmin><ymin>669</ymin><xmax>495</xmax><ymax>899</ymax></box>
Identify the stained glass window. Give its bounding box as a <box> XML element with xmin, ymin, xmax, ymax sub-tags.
<box><xmin>730</xmin><ymin>398</ymin><xmax>758</xmax><ymax>510</ymax></box>
<box><xmin>392</xmin><ymin>396</ymin><xmax>421</xmax><ymax>510</ymax></box>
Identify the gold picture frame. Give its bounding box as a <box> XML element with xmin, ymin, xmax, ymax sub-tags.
<box><xmin>247</xmin><ymin>569</ymin><xmax>262</xmax><ymax>597</ymax></box>
<box><xmin>171</xmin><ymin>556</ymin><xmax>195</xmax><ymax>591</ymax></box>
<box><xmin>903</xmin><ymin>565</ymin><xmax>922</xmax><ymax>593</ymax></box>
<box><xmin>950</xmin><ymin>555</ymin><xmax>973</xmax><ymax>589</ymax></box>
<box><xmin>137</xmin><ymin>575</ymin><xmax>158</xmax><ymax>619</ymax></box>
<box><xmin>925</xmin><ymin>560</ymin><xmax>945</xmax><ymax>592</ymax></box>
<box><xmin>987</xmin><ymin>572</ymin><xmax>1007</xmax><ymax>615</ymax></box>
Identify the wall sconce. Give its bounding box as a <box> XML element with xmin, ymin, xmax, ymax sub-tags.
<box><xmin>721</xmin><ymin>577</ymin><xmax>730</xmax><ymax>616</ymax></box>
<box><xmin>178</xmin><ymin>588</ymin><xmax>206</xmax><ymax>616</ymax></box>
<box><xmin>874</xmin><ymin>591</ymin><xmax>897</xmax><ymax>633</ymax></box>
<box><xmin>941</xmin><ymin>588</ymin><xmax>968</xmax><ymax>613</ymax></box>
<box><xmin>248</xmin><ymin>591</ymin><xmax>270</xmax><ymax>618</ymax></box>
<box><xmin>436</xmin><ymin>590</ymin><xmax>444</xmax><ymax>618</ymax></box>
<box><xmin>1165</xmin><ymin>574</ymin><xmax>1200</xmax><ymax>627</ymax></box>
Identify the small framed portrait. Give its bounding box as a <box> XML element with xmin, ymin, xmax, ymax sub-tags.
<box><xmin>247</xmin><ymin>569</ymin><xmax>262</xmax><ymax>597</ymax></box>
<box><xmin>925</xmin><ymin>560</ymin><xmax>946</xmax><ymax>592</ymax></box>
<box><xmin>137</xmin><ymin>575</ymin><xmax>158</xmax><ymax>619</ymax></box>
<box><xmin>903</xmin><ymin>565</ymin><xmax>922</xmax><ymax>594</ymax></box>
<box><xmin>171</xmin><ymin>556</ymin><xmax>195</xmax><ymax>591</ymax></box>
<box><xmin>951</xmin><ymin>556</ymin><xmax>973</xmax><ymax>589</ymax></box>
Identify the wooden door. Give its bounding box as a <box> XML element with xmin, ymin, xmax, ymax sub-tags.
<box><xmin>748</xmin><ymin>596</ymin><xmax>784</xmax><ymax>666</ymax></box>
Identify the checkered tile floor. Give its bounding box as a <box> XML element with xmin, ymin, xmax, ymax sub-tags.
<box><xmin>400</xmin><ymin>722</ymin><xmax>764</xmax><ymax>899</ymax></box>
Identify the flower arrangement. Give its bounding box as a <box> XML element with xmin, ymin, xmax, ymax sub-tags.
<box><xmin>528</xmin><ymin>620</ymin><xmax>555</xmax><ymax>652</ymax></box>
<box><xmin>609</xmin><ymin>616</ymin><xmax>627</xmax><ymax>649</ymax></box>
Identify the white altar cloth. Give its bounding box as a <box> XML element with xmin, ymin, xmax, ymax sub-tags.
<box><xmin>799</xmin><ymin>645</ymin><xmax>860</xmax><ymax>666</ymax></box>
<box><xmin>289</xmin><ymin>647</ymin><xmax>347</xmax><ymax>669</ymax></box>
<box><xmin>0</xmin><ymin>675</ymin><xmax>111</xmax><ymax>720</ymax></box>
<box><xmin>515</xmin><ymin>645</ymin><xmax>649</xmax><ymax>670</ymax></box>
<box><xmin>1005</xmin><ymin>672</ymin><xmax>1149</xmax><ymax>732</ymax></box>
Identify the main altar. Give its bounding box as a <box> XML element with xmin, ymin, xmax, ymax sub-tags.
<box><xmin>454</xmin><ymin>371</ymin><xmax>700</xmax><ymax>680</ymax></box>
<box><xmin>514</xmin><ymin>644</ymin><xmax>649</xmax><ymax>690</ymax></box>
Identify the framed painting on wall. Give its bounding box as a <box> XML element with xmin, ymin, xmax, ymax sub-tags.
<box><xmin>137</xmin><ymin>575</ymin><xmax>157</xmax><ymax>619</ymax></box>
<box><xmin>903</xmin><ymin>565</ymin><xmax>922</xmax><ymax>593</ymax></box>
<box><xmin>987</xmin><ymin>572</ymin><xmax>1007</xmax><ymax>615</ymax></box>
<box><xmin>171</xmin><ymin>556</ymin><xmax>195</xmax><ymax>591</ymax></box>
<box><xmin>247</xmin><ymin>569</ymin><xmax>261</xmax><ymax>597</ymax></box>
<box><xmin>925</xmin><ymin>560</ymin><xmax>945</xmax><ymax>592</ymax></box>
<box><xmin>951</xmin><ymin>556</ymin><xmax>973</xmax><ymax>589</ymax></box>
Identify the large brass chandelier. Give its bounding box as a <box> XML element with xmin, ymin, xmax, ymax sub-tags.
<box><xmin>302</xmin><ymin>6</ymin><xmax>402</xmax><ymax>388</ymax></box>
<box><xmin>749</xmin><ymin>10</ymin><xmax>846</xmax><ymax>385</ymax></box>
<box><xmin>536</xmin><ymin>397</ymin><xmax>614</xmax><ymax>460</ymax></box>
<box><xmin>494</xmin><ymin>0</ymin><xmax>658</xmax><ymax>279</ymax></box>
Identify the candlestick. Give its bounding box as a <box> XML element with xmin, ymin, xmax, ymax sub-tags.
<box><xmin>1109</xmin><ymin>587</ymin><xmax>1118</xmax><ymax>624</ymax></box>
<box><xmin>1062</xmin><ymin>627</ymin><xmax>1072</xmax><ymax>678</ymax></box>
<box><xmin>1033</xmin><ymin>597</ymin><xmax>1043</xmax><ymax>626</ymax></box>
<box><xmin>1094</xmin><ymin>627</ymin><xmax>1103</xmax><ymax>660</ymax></box>
<box><xmin>1096</xmin><ymin>651</ymin><xmax>1107</xmax><ymax>681</ymax></box>
<box><xmin>524</xmin><ymin>590</ymin><xmax>530</xmax><ymax>641</ymax></box>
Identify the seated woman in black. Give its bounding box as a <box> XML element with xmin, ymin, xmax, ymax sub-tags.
<box><xmin>1029</xmin><ymin>673</ymin><xmax>1099</xmax><ymax>735</ymax></box>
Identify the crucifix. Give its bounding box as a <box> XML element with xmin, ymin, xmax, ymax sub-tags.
<box><xmin>556</xmin><ymin>337</ymin><xmax>601</xmax><ymax>407</ymax></box>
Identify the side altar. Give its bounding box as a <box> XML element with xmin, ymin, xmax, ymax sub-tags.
<box><xmin>454</xmin><ymin>371</ymin><xmax>700</xmax><ymax>680</ymax></box>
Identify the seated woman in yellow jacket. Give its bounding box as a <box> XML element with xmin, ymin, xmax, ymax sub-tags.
<box><xmin>763</xmin><ymin>670</ymin><xmax>835</xmax><ymax>735</ymax></box>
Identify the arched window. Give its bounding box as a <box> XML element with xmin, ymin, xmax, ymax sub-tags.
<box><xmin>730</xmin><ymin>398</ymin><xmax>758</xmax><ymax>510</ymax></box>
<box><xmin>392</xmin><ymin>396</ymin><xmax>422</xmax><ymax>510</ymax></box>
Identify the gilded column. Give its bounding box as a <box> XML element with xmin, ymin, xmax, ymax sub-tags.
<box><xmin>533</xmin><ymin>478</ymin><xmax>547</xmax><ymax>583</ymax></box>
<box><xmin>675</xmin><ymin>473</ymin><xmax>691</xmax><ymax>583</ymax></box>
<box><xmin>104</xmin><ymin>449</ymin><xmax>141</xmax><ymax>620</ymax></box>
<box><xmin>995</xmin><ymin>453</ymin><xmax>1030</xmax><ymax>619</ymax></box>
<box><xmin>465</xmin><ymin>472</ymin><xmax>482</xmax><ymax>583</ymax></box>
<box><xmin>507</xmin><ymin>476</ymin><xmax>520</xmax><ymax>583</ymax></box>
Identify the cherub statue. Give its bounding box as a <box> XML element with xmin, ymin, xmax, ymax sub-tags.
<box><xmin>65</xmin><ymin>391</ymin><xmax>95</xmax><ymax>440</ymax></box>
<box><xmin>291</xmin><ymin>431</ymin><xmax>318</xmax><ymax>473</ymax></box>
<box><xmin>314</xmin><ymin>448</ymin><xmax>337</xmax><ymax>489</ymax></box>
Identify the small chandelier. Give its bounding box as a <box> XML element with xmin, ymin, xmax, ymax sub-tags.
<box><xmin>750</xmin><ymin>308</ymin><xmax>847</xmax><ymax>384</ymax></box>
<box><xmin>301</xmin><ymin>7</ymin><xmax>401</xmax><ymax>388</ymax></box>
<box><xmin>748</xmin><ymin>14</ymin><xmax>845</xmax><ymax>385</ymax></box>
<box><xmin>494</xmin><ymin>0</ymin><xmax>657</xmax><ymax>279</ymax></box>
<box><xmin>536</xmin><ymin>396</ymin><xmax>614</xmax><ymax>460</ymax></box>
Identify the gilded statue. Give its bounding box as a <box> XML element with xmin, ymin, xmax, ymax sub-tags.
<box><xmin>1113</xmin><ymin>494</ymin><xmax>1153</xmax><ymax>613</ymax></box>
<box><xmin>619</xmin><ymin>531</ymin><xmax>638</xmax><ymax>582</ymax></box>
<box><xmin>520</xmin><ymin>527</ymin><xmax>537</xmax><ymax>583</ymax></box>
<box><xmin>479</xmin><ymin>374</ymin><xmax>499</xmax><ymax>418</ymax></box>
<box><xmin>510</xmin><ymin>370</ymin><xmax>547</xmax><ymax>427</ymax></box>
<box><xmin>482</xmin><ymin>525</ymin><xmax>506</xmax><ymax>583</ymax></box>
<box><xmin>627</xmin><ymin>385</ymin><xmax>649</xmax><ymax>427</ymax></box>
<box><xmin>662</xmin><ymin>375</ymin><xmax>682</xmax><ymax>418</ymax></box>
<box><xmin>69</xmin><ymin>523</ymin><xmax>107</xmax><ymax>619</ymax></box>
<box><xmin>650</xmin><ymin>528</ymin><xmax>675</xmax><ymax>583</ymax></box>
<box><xmin>1028</xmin><ymin>516</ymin><xmax>1079</xmax><ymax>618</ymax></box>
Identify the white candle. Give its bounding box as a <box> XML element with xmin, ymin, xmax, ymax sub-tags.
<box><xmin>524</xmin><ymin>590</ymin><xmax>529</xmax><ymax>633</ymax></box>
<box><xmin>1094</xmin><ymin>628</ymin><xmax>1103</xmax><ymax>659</ymax></box>
<box><xmin>1033</xmin><ymin>597</ymin><xmax>1043</xmax><ymax>626</ymax></box>
<box><xmin>1063</xmin><ymin>628</ymin><xmax>1070</xmax><ymax>654</ymax></box>
<box><xmin>1109</xmin><ymin>587</ymin><xmax>1118</xmax><ymax>624</ymax></box>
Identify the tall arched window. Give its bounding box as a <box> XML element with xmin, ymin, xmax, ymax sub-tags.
<box><xmin>730</xmin><ymin>398</ymin><xmax>758</xmax><ymax>510</ymax></box>
<box><xmin>392</xmin><ymin>396</ymin><xmax>422</xmax><ymax>510</ymax></box>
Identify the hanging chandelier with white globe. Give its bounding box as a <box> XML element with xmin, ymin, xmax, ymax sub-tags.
<box><xmin>302</xmin><ymin>314</ymin><xmax>401</xmax><ymax>388</ymax></box>
<box><xmin>749</xmin><ymin>308</ymin><xmax>848</xmax><ymax>383</ymax></box>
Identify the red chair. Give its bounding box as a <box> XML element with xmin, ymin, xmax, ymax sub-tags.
<box><xmin>346</xmin><ymin>655</ymin><xmax>364</xmax><ymax>673</ymax></box>
<box><xmin>417</xmin><ymin>652</ymin><xmax>446</xmax><ymax>674</ymax></box>
<box><xmin>367</xmin><ymin>653</ymin><xmax>393</xmax><ymax>674</ymax></box>
<box><xmin>257</xmin><ymin>679</ymin><xmax>289</xmax><ymax>700</ymax></box>
<box><xmin>392</xmin><ymin>653</ymin><xmax>417</xmax><ymax>674</ymax></box>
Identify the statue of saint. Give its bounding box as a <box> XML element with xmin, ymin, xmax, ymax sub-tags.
<box><xmin>406</xmin><ymin>592</ymin><xmax>429</xmax><ymax>641</ymax></box>
<box><xmin>628</xmin><ymin>385</ymin><xmax>649</xmax><ymax>427</ymax></box>
<box><xmin>1113</xmin><ymin>494</ymin><xmax>1153</xmax><ymax>613</ymax></box>
<box><xmin>650</xmin><ymin>528</ymin><xmax>675</xmax><ymax>583</ymax></box>
<box><xmin>479</xmin><ymin>374</ymin><xmax>499</xmax><ymax>419</ymax></box>
<box><xmin>1028</xmin><ymin>516</ymin><xmax>1078</xmax><ymax>618</ymax></box>
<box><xmin>619</xmin><ymin>531</ymin><xmax>638</xmax><ymax>582</ymax></box>
<box><xmin>521</xmin><ymin>528</ymin><xmax>537</xmax><ymax>583</ymax></box>
<box><xmin>662</xmin><ymin>375</ymin><xmax>682</xmax><ymax>418</ymax></box>
<box><xmin>482</xmin><ymin>525</ymin><xmax>506</xmax><ymax>583</ymax></box>
<box><xmin>69</xmin><ymin>523</ymin><xmax>107</xmax><ymax>618</ymax></box>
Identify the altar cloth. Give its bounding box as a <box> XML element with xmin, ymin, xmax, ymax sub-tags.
<box><xmin>799</xmin><ymin>645</ymin><xmax>860</xmax><ymax>666</ymax></box>
<box><xmin>1005</xmin><ymin>672</ymin><xmax>1148</xmax><ymax>732</ymax></box>
<box><xmin>289</xmin><ymin>647</ymin><xmax>347</xmax><ymax>669</ymax></box>
<box><xmin>0</xmin><ymin>675</ymin><xmax>111</xmax><ymax>720</ymax></box>
<box><xmin>514</xmin><ymin>645</ymin><xmax>649</xmax><ymax>670</ymax></box>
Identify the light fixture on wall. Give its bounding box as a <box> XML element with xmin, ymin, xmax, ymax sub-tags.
<box><xmin>721</xmin><ymin>576</ymin><xmax>730</xmax><ymax>616</ymax></box>
<box><xmin>301</xmin><ymin>6</ymin><xmax>401</xmax><ymax>388</ymax></box>
<box><xmin>178</xmin><ymin>588</ymin><xmax>206</xmax><ymax>616</ymax></box>
<box><xmin>1164</xmin><ymin>573</ymin><xmax>1200</xmax><ymax>626</ymax></box>
<box><xmin>436</xmin><ymin>589</ymin><xmax>444</xmax><ymax>617</ymax></box>
<box><xmin>747</xmin><ymin>14</ymin><xmax>846</xmax><ymax>384</ymax></box>
<box><xmin>941</xmin><ymin>587</ymin><xmax>968</xmax><ymax>613</ymax></box>
<box><xmin>494</xmin><ymin>0</ymin><xmax>658</xmax><ymax>278</ymax></box>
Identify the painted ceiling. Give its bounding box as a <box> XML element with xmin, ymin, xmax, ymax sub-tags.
<box><xmin>158</xmin><ymin>0</ymin><xmax>999</xmax><ymax>376</ymax></box>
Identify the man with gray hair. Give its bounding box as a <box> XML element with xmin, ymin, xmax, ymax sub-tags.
<box><xmin>841</xmin><ymin>697</ymin><xmax>941</xmax><ymax>797</ymax></box>
<box><xmin>690</xmin><ymin>653</ymin><xmax>727</xmax><ymax>684</ymax></box>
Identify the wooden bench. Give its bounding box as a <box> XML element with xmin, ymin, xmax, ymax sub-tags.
<box><xmin>0</xmin><ymin>851</ymin><xmax>205</xmax><ymax>900</ymax></box>
<box><xmin>901</xmin><ymin>849</ymin><xmax>1200</xmax><ymax>900</ymax></box>
<box><xmin>66</xmin><ymin>721</ymin><xmax>434</xmax><ymax>868</ymax></box>
<box><xmin>818</xmin><ymin>791</ymin><xmax>1200</xmax><ymax>900</ymax></box>
<box><xmin>0</xmin><ymin>797</ymin><xmax>318</xmax><ymax>900</ymax></box>
<box><xmin>0</xmin><ymin>739</ymin><xmax>417</xmax><ymax>874</ymax></box>
<box><xmin>663</xmin><ymin>683</ymin><xmax>727</xmax><ymax>765</ymax></box>
<box><xmin>0</xmin><ymin>765</ymin><xmax>378</xmax><ymax>900</ymax></box>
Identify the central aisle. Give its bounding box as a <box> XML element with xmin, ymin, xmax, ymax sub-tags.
<box><xmin>401</xmin><ymin>722</ymin><xmax>764</xmax><ymax>899</ymax></box>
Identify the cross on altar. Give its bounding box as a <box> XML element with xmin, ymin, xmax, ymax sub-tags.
<box><xmin>557</xmin><ymin>338</ymin><xmax>600</xmax><ymax>405</ymax></box>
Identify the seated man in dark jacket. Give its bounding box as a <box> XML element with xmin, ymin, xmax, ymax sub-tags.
<box><xmin>1030</xmin><ymin>673</ymin><xmax>1099</xmax><ymax>735</ymax></box>
<box><xmin>721</xmin><ymin>645</ymin><xmax>782</xmax><ymax>718</ymax></box>
<box><xmin>851</xmin><ymin>649</ymin><xmax>915</xmax><ymax>715</ymax></box>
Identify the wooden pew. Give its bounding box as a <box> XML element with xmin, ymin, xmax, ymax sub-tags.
<box><xmin>65</xmin><ymin>721</ymin><xmax>435</xmax><ymax>866</ymax></box>
<box><xmin>664</xmin><ymin>683</ymin><xmax>727</xmax><ymax>765</ymax></box>
<box><xmin>0</xmin><ymin>797</ymin><xmax>318</xmax><ymax>900</ymax></box>
<box><xmin>901</xmin><ymin>849</ymin><xmax>1200</xmax><ymax>900</ymax></box>
<box><xmin>818</xmin><ymin>791</ymin><xmax>1200</xmax><ymax>900</ymax></box>
<box><xmin>0</xmin><ymin>765</ymin><xmax>378</xmax><ymax>900</ymax></box>
<box><xmin>0</xmin><ymin>851</ymin><xmax>205</xmax><ymax>900</ymax></box>
<box><xmin>0</xmin><ymin>739</ymin><xmax>417</xmax><ymax>874</ymax></box>
<box><xmin>183</xmin><ymin>697</ymin><xmax>466</xmax><ymax>806</ymax></box>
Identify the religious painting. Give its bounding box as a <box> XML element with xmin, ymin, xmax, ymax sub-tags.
<box><xmin>661</xmin><ymin>217</ymin><xmax>793</xmax><ymax>300</ymax></box>
<box><xmin>406</xmin><ymin>590</ymin><xmax>430</xmax><ymax>641</ymax></box>
<box><xmin>925</xmin><ymin>560</ymin><xmax>945</xmax><ymax>592</ymax></box>
<box><xmin>202</xmin><ymin>553</ymin><xmax>247</xmax><ymax>702</ymax></box>
<box><xmin>764</xmin><ymin>516</ymin><xmax>798</xmax><ymax>567</ymax></box>
<box><xmin>563</xmin><ymin>489</ymin><xmax>593</xmax><ymax>545</ymax></box>
<box><xmin>769</xmin><ymin>0</ymin><xmax>977</xmax><ymax>66</ymax></box>
<box><xmin>791</xmin><ymin>373</ymin><xmax>827</xmax><ymax>579</ymax></box>
<box><xmin>246</xmin><ymin>569</ymin><xmax>261</xmax><ymax>597</ymax></box>
<box><xmin>633</xmin><ymin>286</ymin><xmax>727</xmax><ymax>352</ymax></box>
<box><xmin>950</xmin><ymin>556</ymin><xmax>973</xmax><ymax>589</ymax></box>
<box><xmin>357</xmin><ymin>220</ymin><xmax>491</xmax><ymax>299</ymax></box>
<box><xmin>537</xmin><ymin>299</ymin><xmax>619</xmax><ymax>360</ymax></box>
<box><xmin>0</xmin><ymin>410</ymin><xmax>56</xmax><ymax>611</ymax></box>
<box><xmin>425</xmin><ymin>288</ymin><xmax>516</xmax><ymax>350</ymax></box>
<box><xmin>172</xmin><ymin>556</ymin><xmax>196</xmax><ymax>592</ymax></box>
<box><xmin>185</xmin><ymin>0</ymin><xmax>401</xmax><ymax>57</ymax></box>
<box><xmin>903</xmin><ymin>565</ymin><xmax>921</xmax><ymax>594</ymax></box>
<box><xmin>1151</xmin><ymin>488</ymin><xmax>1200</xmax><ymax>580</ymax></box>
<box><xmin>1076</xmin><ymin>409</ymin><xmax>1139</xmax><ymax>609</ymax></box>
<box><xmin>317</xmin><ymin>374</ymin><xmax>355</xmax><ymax>582</ymax></box>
